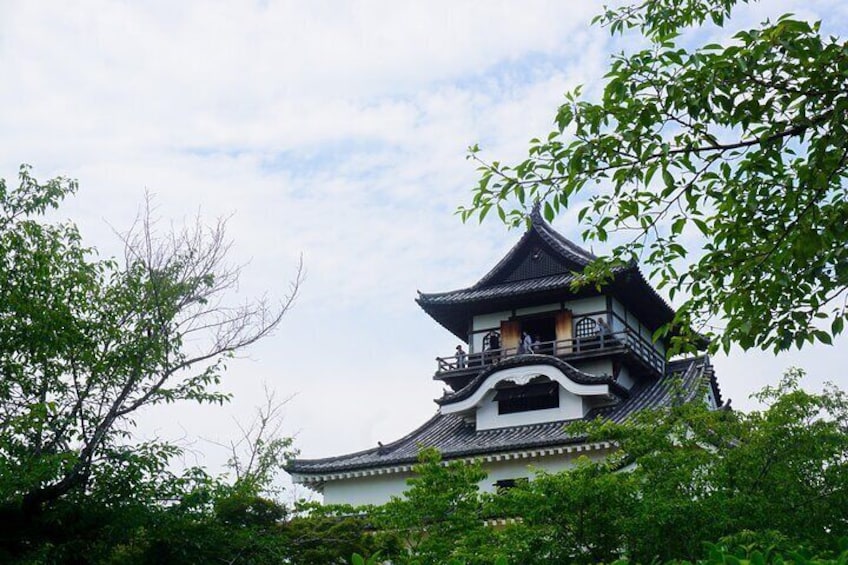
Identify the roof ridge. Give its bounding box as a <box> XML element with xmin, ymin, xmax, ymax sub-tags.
<box><xmin>285</xmin><ymin>412</ymin><xmax>447</xmax><ymax>470</ymax></box>
<box><xmin>472</xmin><ymin>207</ymin><xmax>595</xmax><ymax>290</ymax></box>
<box><xmin>530</xmin><ymin>206</ymin><xmax>597</xmax><ymax>264</ymax></box>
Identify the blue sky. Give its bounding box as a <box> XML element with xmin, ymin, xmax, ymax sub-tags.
<box><xmin>1</xmin><ymin>0</ymin><xmax>846</xmax><ymax>500</ymax></box>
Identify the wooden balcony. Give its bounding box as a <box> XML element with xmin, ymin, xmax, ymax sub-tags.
<box><xmin>435</xmin><ymin>328</ymin><xmax>666</xmax><ymax>379</ymax></box>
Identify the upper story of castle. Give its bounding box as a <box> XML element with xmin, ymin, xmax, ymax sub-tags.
<box><xmin>417</xmin><ymin>206</ymin><xmax>680</xmax><ymax>396</ymax></box>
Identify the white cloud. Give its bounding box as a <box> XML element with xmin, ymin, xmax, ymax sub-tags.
<box><xmin>0</xmin><ymin>0</ymin><xmax>846</xmax><ymax>499</ymax></box>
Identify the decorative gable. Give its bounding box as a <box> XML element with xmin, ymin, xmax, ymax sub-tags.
<box><xmin>439</xmin><ymin>360</ymin><xmax>621</xmax><ymax>431</ymax></box>
<box><xmin>472</xmin><ymin>212</ymin><xmax>592</xmax><ymax>289</ymax></box>
<box><xmin>501</xmin><ymin>242</ymin><xmax>574</xmax><ymax>283</ymax></box>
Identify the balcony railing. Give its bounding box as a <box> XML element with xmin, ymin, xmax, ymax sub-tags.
<box><xmin>436</xmin><ymin>329</ymin><xmax>665</xmax><ymax>376</ymax></box>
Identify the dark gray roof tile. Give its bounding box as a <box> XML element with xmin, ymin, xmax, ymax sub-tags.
<box><xmin>418</xmin><ymin>273</ymin><xmax>579</xmax><ymax>305</ymax></box>
<box><xmin>286</xmin><ymin>356</ymin><xmax>717</xmax><ymax>475</ymax></box>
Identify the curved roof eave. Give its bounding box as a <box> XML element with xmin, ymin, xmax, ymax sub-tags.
<box><xmin>286</xmin><ymin>357</ymin><xmax>716</xmax><ymax>476</ymax></box>
<box><xmin>435</xmin><ymin>355</ymin><xmax>624</xmax><ymax>406</ymax></box>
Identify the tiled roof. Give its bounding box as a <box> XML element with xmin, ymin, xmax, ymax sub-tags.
<box><xmin>473</xmin><ymin>206</ymin><xmax>595</xmax><ymax>289</ymax></box>
<box><xmin>415</xmin><ymin>209</ymin><xmax>677</xmax><ymax>340</ymax></box>
<box><xmin>417</xmin><ymin>273</ymin><xmax>580</xmax><ymax>305</ymax></box>
<box><xmin>286</xmin><ymin>356</ymin><xmax>717</xmax><ymax>475</ymax></box>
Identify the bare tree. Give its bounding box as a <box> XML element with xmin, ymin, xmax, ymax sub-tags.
<box><xmin>211</xmin><ymin>386</ymin><xmax>297</xmax><ymax>495</ymax></box>
<box><xmin>0</xmin><ymin>175</ymin><xmax>303</xmax><ymax>516</ymax></box>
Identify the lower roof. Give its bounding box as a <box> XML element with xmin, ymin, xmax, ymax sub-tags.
<box><xmin>286</xmin><ymin>356</ymin><xmax>719</xmax><ymax>476</ymax></box>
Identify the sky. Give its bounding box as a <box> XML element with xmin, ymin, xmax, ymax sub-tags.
<box><xmin>1</xmin><ymin>0</ymin><xmax>847</xmax><ymax>501</ymax></box>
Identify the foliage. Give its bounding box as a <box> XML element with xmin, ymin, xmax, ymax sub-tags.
<box><xmin>561</xmin><ymin>368</ymin><xmax>848</xmax><ymax>562</ymax></box>
<box><xmin>373</xmin><ymin>447</ymin><xmax>498</xmax><ymax>565</ymax></box>
<box><xmin>0</xmin><ymin>165</ymin><xmax>302</xmax><ymax>561</ymax></box>
<box><xmin>460</xmin><ymin>0</ymin><xmax>848</xmax><ymax>354</ymax></box>
<box><xmin>695</xmin><ymin>532</ymin><xmax>848</xmax><ymax>565</ymax></box>
<box><xmin>284</xmin><ymin>501</ymin><xmax>394</xmax><ymax>565</ymax></box>
<box><xmin>490</xmin><ymin>457</ymin><xmax>638</xmax><ymax>565</ymax></box>
<box><xmin>350</xmin><ymin>370</ymin><xmax>847</xmax><ymax>565</ymax></box>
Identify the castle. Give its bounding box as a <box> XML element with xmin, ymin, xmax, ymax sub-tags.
<box><xmin>286</xmin><ymin>207</ymin><xmax>720</xmax><ymax>505</ymax></box>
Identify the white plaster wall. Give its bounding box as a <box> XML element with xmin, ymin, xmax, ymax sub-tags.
<box><xmin>471</xmin><ymin>310</ymin><xmax>511</xmax><ymax>353</ymax></box>
<box><xmin>472</xmin><ymin>311</ymin><xmax>511</xmax><ymax>332</ymax></box>
<box><xmin>320</xmin><ymin>449</ymin><xmax>615</xmax><ymax>506</ymax></box>
<box><xmin>564</xmin><ymin>296</ymin><xmax>605</xmax><ymax>316</ymax></box>
<box><xmin>480</xmin><ymin>450</ymin><xmax>610</xmax><ymax>493</ymax></box>
<box><xmin>515</xmin><ymin>303</ymin><xmax>559</xmax><ymax>316</ymax></box>
<box><xmin>616</xmin><ymin>365</ymin><xmax>635</xmax><ymax>389</ymax></box>
<box><xmin>611</xmin><ymin>298</ymin><xmax>627</xmax><ymax>332</ymax></box>
<box><xmin>471</xmin><ymin>332</ymin><xmax>484</xmax><ymax>354</ymax></box>
<box><xmin>475</xmin><ymin>386</ymin><xmax>584</xmax><ymax>431</ymax></box>
<box><xmin>654</xmin><ymin>330</ymin><xmax>666</xmax><ymax>357</ymax></box>
<box><xmin>322</xmin><ymin>472</ymin><xmax>413</xmax><ymax>506</ymax></box>
<box><xmin>636</xmin><ymin>317</ymin><xmax>666</xmax><ymax>357</ymax></box>
<box><xmin>639</xmin><ymin>319</ymin><xmax>649</xmax><ymax>341</ymax></box>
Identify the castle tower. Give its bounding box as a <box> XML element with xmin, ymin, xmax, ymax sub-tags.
<box><xmin>286</xmin><ymin>208</ymin><xmax>720</xmax><ymax>505</ymax></box>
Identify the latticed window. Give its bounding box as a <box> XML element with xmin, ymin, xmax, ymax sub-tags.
<box><xmin>483</xmin><ymin>331</ymin><xmax>501</xmax><ymax>350</ymax></box>
<box><xmin>574</xmin><ymin>317</ymin><xmax>598</xmax><ymax>339</ymax></box>
<box><xmin>494</xmin><ymin>381</ymin><xmax>559</xmax><ymax>414</ymax></box>
<box><xmin>495</xmin><ymin>478</ymin><xmax>529</xmax><ymax>493</ymax></box>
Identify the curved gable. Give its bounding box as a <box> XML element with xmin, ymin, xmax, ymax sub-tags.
<box><xmin>437</xmin><ymin>355</ymin><xmax>619</xmax><ymax>406</ymax></box>
<box><xmin>440</xmin><ymin>356</ymin><xmax>612</xmax><ymax>420</ymax></box>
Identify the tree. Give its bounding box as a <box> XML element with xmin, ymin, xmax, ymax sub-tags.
<box><xmin>0</xmin><ymin>165</ymin><xmax>302</xmax><ymax>553</ymax></box>
<box><xmin>374</xmin><ymin>448</ymin><xmax>493</xmax><ymax>565</ymax></box>
<box><xmin>491</xmin><ymin>457</ymin><xmax>637</xmax><ymax>565</ymax></box>
<box><xmin>283</xmin><ymin>502</ymin><xmax>396</xmax><ymax>565</ymax></box>
<box><xmin>553</xmin><ymin>368</ymin><xmax>848</xmax><ymax>562</ymax></box>
<box><xmin>245</xmin><ymin>367</ymin><xmax>845</xmax><ymax>564</ymax></box>
<box><xmin>389</xmin><ymin>371</ymin><xmax>847</xmax><ymax>563</ymax></box>
<box><xmin>461</xmin><ymin>0</ymin><xmax>848</xmax><ymax>354</ymax></box>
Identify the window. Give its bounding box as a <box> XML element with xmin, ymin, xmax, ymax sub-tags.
<box><xmin>574</xmin><ymin>317</ymin><xmax>602</xmax><ymax>351</ymax></box>
<box><xmin>483</xmin><ymin>330</ymin><xmax>501</xmax><ymax>351</ymax></box>
<box><xmin>495</xmin><ymin>477</ymin><xmax>529</xmax><ymax>493</ymax></box>
<box><xmin>575</xmin><ymin>317</ymin><xmax>598</xmax><ymax>339</ymax></box>
<box><xmin>494</xmin><ymin>381</ymin><xmax>559</xmax><ymax>414</ymax></box>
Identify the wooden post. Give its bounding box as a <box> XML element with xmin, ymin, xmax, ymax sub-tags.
<box><xmin>554</xmin><ymin>310</ymin><xmax>573</xmax><ymax>355</ymax></box>
<box><xmin>500</xmin><ymin>320</ymin><xmax>520</xmax><ymax>356</ymax></box>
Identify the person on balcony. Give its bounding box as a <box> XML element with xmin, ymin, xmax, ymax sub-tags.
<box><xmin>455</xmin><ymin>345</ymin><xmax>467</xmax><ymax>368</ymax></box>
<box><xmin>485</xmin><ymin>332</ymin><xmax>500</xmax><ymax>364</ymax></box>
<box><xmin>519</xmin><ymin>331</ymin><xmax>534</xmax><ymax>354</ymax></box>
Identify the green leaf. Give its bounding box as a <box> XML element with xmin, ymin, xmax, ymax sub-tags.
<box><xmin>814</xmin><ymin>330</ymin><xmax>833</xmax><ymax>345</ymax></box>
<box><xmin>459</xmin><ymin>0</ymin><xmax>848</xmax><ymax>356</ymax></box>
<box><xmin>644</xmin><ymin>163</ymin><xmax>658</xmax><ymax>186</ymax></box>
